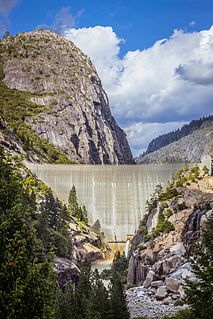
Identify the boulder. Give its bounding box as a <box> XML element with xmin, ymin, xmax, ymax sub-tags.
<box><xmin>166</xmin><ymin>277</ymin><xmax>180</xmax><ymax>293</ymax></box>
<box><xmin>137</xmin><ymin>290</ymin><xmax>146</xmax><ymax>298</ymax></box>
<box><xmin>170</xmin><ymin>243</ymin><xmax>186</xmax><ymax>257</ymax></box>
<box><xmin>140</xmin><ymin>248</ymin><xmax>154</xmax><ymax>264</ymax></box>
<box><xmin>155</xmin><ymin>286</ymin><xmax>168</xmax><ymax>300</ymax></box>
<box><xmin>152</xmin><ymin>260</ymin><xmax>164</xmax><ymax>276</ymax></box>
<box><xmin>151</xmin><ymin>280</ymin><xmax>163</xmax><ymax>287</ymax></box>
<box><xmin>162</xmin><ymin>256</ymin><xmax>181</xmax><ymax>274</ymax></box>
<box><xmin>54</xmin><ymin>257</ymin><xmax>80</xmax><ymax>288</ymax></box>
<box><xmin>163</xmin><ymin>296</ymin><xmax>173</xmax><ymax>305</ymax></box>
<box><xmin>143</xmin><ymin>270</ymin><xmax>156</xmax><ymax>288</ymax></box>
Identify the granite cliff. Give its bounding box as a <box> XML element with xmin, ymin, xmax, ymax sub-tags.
<box><xmin>0</xmin><ymin>30</ymin><xmax>133</xmax><ymax>164</ymax></box>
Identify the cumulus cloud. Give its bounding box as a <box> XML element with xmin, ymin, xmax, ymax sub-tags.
<box><xmin>176</xmin><ymin>61</ymin><xmax>213</xmax><ymax>85</ymax></box>
<box><xmin>64</xmin><ymin>26</ymin><xmax>123</xmax><ymax>91</ymax></box>
<box><xmin>64</xmin><ymin>25</ymin><xmax>213</xmax><ymax>155</ymax></box>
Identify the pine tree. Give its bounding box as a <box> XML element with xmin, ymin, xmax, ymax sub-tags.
<box><xmin>68</xmin><ymin>186</ymin><xmax>88</xmax><ymax>223</ymax></box>
<box><xmin>3</xmin><ymin>31</ymin><xmax>10</xmax><ymax>39</ymax></box>
<box><xmin>68</xmin><ymin>185</ymin><xmax>79</xmax><ymax>215</ymax></box>
<box><xmin>91</xmin><ymin>269</ymin><xmax>111</xmax><ymax>319</ymax></box>
<box><xmin>110</xmin><ymin>270</ymin><xmax>130</xmax><ymax>319</ymax></box>
<box><xmin>111</xmin><ymin>251</ymin><xmax>128</xmax><ymax>284</ymax></box>
<box><xmin>184</xmin><ymin>219</ymin><xmax>213</xmax><ymax>319</ymax></box>
<box><xmin>55</xmin><ymin>283</ymin><xmax>75</xmax><ymax>319</ymax></box>
<box><xmin>0</xmin><ymin>152</ymin><xmax>55</xmax><ymax>318</ymax></box>
<box><xmin>81</xmin><ymin>205</ymin><xmax>88</xmax><ymax>223</ymax></box>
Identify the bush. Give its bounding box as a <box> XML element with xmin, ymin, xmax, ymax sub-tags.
<box><xmin>156</xmin><ymin>219</ymin><xmax>175</xmax><ymax>233</ymax></box>
<box><xmin>174</xmin><ymin>299</ymin><xmax>185</xmax><ymax>306</ymax></box>
<box><xmin>203</xmin><ymin>166</ymin><xmax>209</xmax><ymax>175</ymax></box>
<box><xmin>138</xmin><ymin>225</ymin><xmax>147</xmax><ymax>234</ymax></box>
<box><xmin>176</xmin><ymin>179</ymin><xmax>183</xmax><ymax>187</ymax></box>
<box><xmin>165</xmin><ymin>208</ymin><xmax>173</xmax><ymax>218</ymax></box>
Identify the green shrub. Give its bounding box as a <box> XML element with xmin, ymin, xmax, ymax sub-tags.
<box><xmin>176</xmin><ymin>179</ymin><xmax>183</xmax><ymax>187</ymax></box>
<box><xmin>156</xmin><ymin>210</ymin><xmax>175</xmax><ymax>233</ymax></box>
<box><xmin>177</xmin><ymin>202</ymin><xmax>187</xmax><ymax>211</ymax></box>
<box><xmin>203</xmin><ymin>166</ymin><xmax>209</xmax><ymax>175</ymax></box>
<box><xmin>165</xmin><ymin>208</ymin><xmax>173</xmax><ymax>218</ymax></box>
<box><xmin>144</xmin><ymin>233</ymin><xmax>152</xmax><ymax>242</ymax></box>
<box><xmin>139</xmin><ymin>225</ymin><xmax>147</xmax><ymax>234</ymax></box>
<box><xmin>174</xmin><ymin>299</ymin><xmax>185</xmax><ymax>307</ymax></box>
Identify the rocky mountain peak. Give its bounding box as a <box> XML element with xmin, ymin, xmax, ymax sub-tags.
<box><xmin>0</xmin><ymin>30</ymin><xmax>133</xmax><ymax>164</ymax></box>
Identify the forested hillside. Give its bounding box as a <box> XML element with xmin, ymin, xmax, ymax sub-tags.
<box><xmin>146</xmin><ymin>115</ymin><xmax>213</xmax><ymax>154</ymax></box>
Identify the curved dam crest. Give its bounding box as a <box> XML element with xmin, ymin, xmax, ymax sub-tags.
<box><xmin>27</xmin><ymin>164</ymin><xmax>183</xmax><ymax>241</ymax></box>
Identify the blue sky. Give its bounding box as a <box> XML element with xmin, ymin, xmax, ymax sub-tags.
<box><xmin>3</xmin><ymin>0</ymin><xmax>213</xmax><ymax>54</ymax></box>
<box><xmin>0</xmin><ymin>0</ymin><xmax>213</xmax><ymax>155</ymax></box>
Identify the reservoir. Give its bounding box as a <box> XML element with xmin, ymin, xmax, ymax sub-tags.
<box><xmin>27</xmin><ymin>164</ymin><xmax>183</xmax><ymax>242</ymax></box>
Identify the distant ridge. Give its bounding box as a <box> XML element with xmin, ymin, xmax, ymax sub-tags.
<box><xmin>136</xmin><ymin>115</ymin><xmax>213</xmax><ymax>164</ymax></box>
<box><xmin>146</xmin><ymin>115</ymin><xmax>213</xmax><ymax>154</ymax></box>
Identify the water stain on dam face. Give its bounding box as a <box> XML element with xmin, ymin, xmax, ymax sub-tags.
<box><xmin>27</xmin><ymin>164</ymin><xmax>183</xmax><ymax>241</ymax></box>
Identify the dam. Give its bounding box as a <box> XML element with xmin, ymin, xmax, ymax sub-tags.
<box><xmin>27</xmin><ymin>163</ymin><xmax>183</xmax><ymax>241</ymax></box>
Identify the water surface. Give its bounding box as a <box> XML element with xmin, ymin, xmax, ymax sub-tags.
<box><xmin>27</xmin><ymin>164</ymin><xmax>183</xmax><ymax>241</ymax></box>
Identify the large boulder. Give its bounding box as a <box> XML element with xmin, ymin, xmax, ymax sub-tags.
<box><xmin>155</xmin><ymin>286</ymin><xmax>168</xmax><ymax>300</ymax></box>
<box><xmin>54</xmin><ymin>257</ymin><xmax>80</xmax><ymax>288</ymax></box>
<box><xmin>143</xmin><ymin>270</ymin><xmax>157</xmax><ymax>288</ymax></box>
<box><xmin>162</xmin><ymin>256</ymin><xmax>182</xmax><ymax>274</ymax></box>
<box><xmin>165</xmin><ymin>277</ymin><xmax>180</xmax><ymax>293</ymax></box>
<box><xmin>170</xmin><ymin>243</ymin><xmax>186</xmax><ymax>257</ymax></box>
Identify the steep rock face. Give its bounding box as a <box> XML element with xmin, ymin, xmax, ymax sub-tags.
<box><xmin>136</xmin><ymin>127</ymin><xmax>213</xmax><ymax>164</ymax></box>
<box><xmin>1</xmin><ymin>30</ymin><xmax>133</xmax><ymax>164</ymax></box>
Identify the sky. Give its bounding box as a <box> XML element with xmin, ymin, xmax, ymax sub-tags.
<box><xmin>0</xmin><ymin>0</ymin><xmax>213</xmax><ymax>156</ymax></box>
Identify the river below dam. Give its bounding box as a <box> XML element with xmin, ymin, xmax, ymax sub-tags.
<box><xmin>26</xmin><ymin>163</ymin><xmax>183</xmax><ymax>242</ymax></box>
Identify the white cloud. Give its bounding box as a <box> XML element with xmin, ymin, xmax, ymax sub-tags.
<box><xmin>64</xmin><ymin>26</ymin><xmax>123</xmax><ymax>91</ymax></box>
<box><xmin>189</xmin><ymin>21</ymin><xmax>196</xmax><ymax>27</ymax></box>
<box><xmin>176</xmin><ymin>61</ymin><xmax>213</xmax><ymax>85</ymax></box>
<box><xmin>64</xmin><ymin>25</ymin><xmax>213</xmax><ymax>155</ymax></box>
<box><xmin>124</xmin><ymin>121</ymin><xmax>187</xmax><ymax>156</ymax></box>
